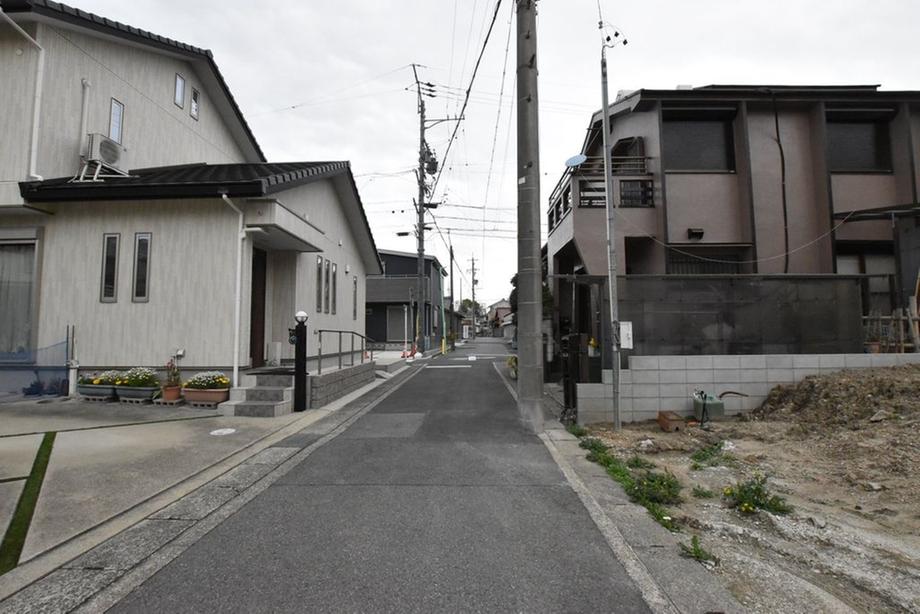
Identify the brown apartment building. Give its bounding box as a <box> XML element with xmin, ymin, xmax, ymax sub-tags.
<box><xmin>546</xmin><ymin>85</ymin><xmax>920</xmax><ymax>363</ymax></box>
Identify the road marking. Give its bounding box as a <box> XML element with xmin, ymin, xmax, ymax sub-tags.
<box><xmin>468</xmin><ymin>356</ymin><xmax>477</xmax><ymax>361</ymax></box>
<box><xmin>426</xmin><ymin>365</ymin><xmax>472</xmax><ymax>369</ymax></box>
<box><xmin>209</xmin><ymin>428</ymin><xmax>237</xmax><ymax>436</ymax></box>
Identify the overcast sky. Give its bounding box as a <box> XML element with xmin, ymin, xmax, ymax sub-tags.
<box><xmin>74</xmin><ymin>0</ymin><xmax>920</xmax><ymax>306</ymax></box>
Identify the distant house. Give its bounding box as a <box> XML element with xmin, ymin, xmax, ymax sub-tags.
<box><xmin>365</xmin><ymin>250</ymin><xmax>447</xmax><ymax>351</ymax></box>
<box><xmin>0</xmin><ymin>0</ymin><xmax>381</xmax><ymax>388</ymax></box>
<box><xmin>486</xmin><ymin>299</ymin><xmax>512</xmax><ymax>335</ymax></box>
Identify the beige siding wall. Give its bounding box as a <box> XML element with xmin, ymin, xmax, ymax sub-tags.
<box><xmin>35</xmin><ymin>199</ymin><xmax>242</xmax><ymax>367</ymax></box>
<box><xmin>0</xmin><ymin>22</ymin><xmax>39</xmax><ymax>204</ymax></box>
<box><xmin>665</xmin><ymin>173</ymin><xmax>744</xmax><ymax>244</ymax></box>
<box><xmin>831</xmin><ymin>174</ymin><xmax>899</xmax><ymax>242</ymax></box>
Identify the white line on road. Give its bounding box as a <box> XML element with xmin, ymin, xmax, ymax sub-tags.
<box><xmin>426</xmin><ymin>365</ymin><xmax>472</xmax><ymax>369</ymax></box>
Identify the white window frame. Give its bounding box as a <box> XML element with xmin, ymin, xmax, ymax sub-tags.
<box><xmin>315</xmin><ymin>256</ymin><xmax>323</xmax><ymax>312</ymax></box>
<box><xmin>331</xmin><ymin>263</ymin><xmax>337</xmax><ymax>315</ymax></box>
<box><xmin>174</xmin><ymin>73</ymin><xmax>185</xmax><ymax>108</ymax></box>
<box><xmin>352</xmin><ymin>276</ymin><xmax>358</xmax><ymax>321</ymax></box>
<box><xmin>100</xmin><ymin>233</ymin><xmax>120</xmax><ymax>303</ymax></box>
<box><xmin>190</xmin><ymin>88</ymin><xmax>200</xmax><ymax>120</ymax></box>
<box><xmin>324</xmin><ymin>259</ymin><xmax>331</xmax><ymax>314</ymax></box>
<box><xmin>132</xmin><ymin>232</ymin><xmax>151</xmax><ymax>303</ymax></box>
<box><xmin>109</xmin><ymin>98</ymin><xmax>124</xmax><ymax>144</ymax></box>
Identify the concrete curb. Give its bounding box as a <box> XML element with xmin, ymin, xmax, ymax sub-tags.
<box><xmin>0</xmin><ymin>372</ymin><xmax>400</xmax><ymax>605</ymax></box>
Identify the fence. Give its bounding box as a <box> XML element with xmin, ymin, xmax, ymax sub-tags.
<box><xmin>0</xmin><ymin>339</ymin><xmax>69</xmax><ymax>397</ymax></box>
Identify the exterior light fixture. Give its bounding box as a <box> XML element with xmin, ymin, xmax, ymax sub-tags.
<box><xmin>294</xmin><ymin>310</ymin><xmax>308</xmax><ymax>323</ymax></box>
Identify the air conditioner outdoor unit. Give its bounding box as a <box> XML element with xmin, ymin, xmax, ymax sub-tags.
<box><xmin>86</xmin><ymin>133</ymin><xmax>127</xmax><ymax>171</ymax></box>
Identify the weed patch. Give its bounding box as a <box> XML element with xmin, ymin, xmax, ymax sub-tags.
<box><xmin>690</xmin><ymin>441</ymin><xmax>735</xmax><ymax>470</ymax></box>
<box><xmin>566</xmin><ymin>423</ymin><xmax>588</xmax><ymax>438</ymax></box>
<box><xmin>692</xmin><ymin>485</ymin><xmax>715</xmax><ymax>499</ymax></box>
<box><xmin>680</xmin><ymin>535</ymin><xmax>719</xmax><ymax>565</ymax></box>
<box><xmin>626</xmin><ymin>455</ymin><xmax>655</xmax><ymax>470</ymax></box>
<box><xmin>722</xmin><ymin>474</ymin><xmax>793</xmax><ymax>515</ymax></box>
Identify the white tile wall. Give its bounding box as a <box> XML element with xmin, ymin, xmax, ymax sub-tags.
<box><xmin>576</xmin><ymin>353</ymin><xmax>920</xmax><ymax>425</ymax></box>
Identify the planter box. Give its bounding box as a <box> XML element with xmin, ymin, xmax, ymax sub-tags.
<box><xmin>115</xmin><ymin>386</ymin><xmax>159</xmax><ymax>401</ymax></box>
<box><xmin>161</xmin><ymin>386</ymin><xmax>182</xmax><ymax>402</ymax></box>
<box><xmin>182</xmin><ymin>388</ymin><xmax>229</xmax><ymax>406</ymax></box>
<box><xmin>77</xmin><ymin>384</ymin><xmax>116</xmax><ymax>399</ymax></box>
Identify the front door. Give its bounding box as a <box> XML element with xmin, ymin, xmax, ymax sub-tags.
<box><xmin>249</xmin><ymin>248</ymin><xmax>267</xmax><ymax>368</ymax></box>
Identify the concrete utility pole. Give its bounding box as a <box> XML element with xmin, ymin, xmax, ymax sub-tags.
<box><xmin>413</xmin><ymin>65</ymin><xmax>427</xmax><ymax>355</ymax></box>
<box><xmin>469</xmin><ymin>256</ymin><xmax>478</xmax><ymax>338</ymax></box>
<box><xmin>449</xmin><ymin>237</ymin><xmax>456</xmax><ymax>349</ymax></box>
<box><xmin>599</xmin><ymin>20</ymin><xmax>624</xmax><ymax>430</ymax></box>
<box><xmin>515</xmin><ymin>0</ymin><xmax>544</xmax><ymax>432</ymax></box>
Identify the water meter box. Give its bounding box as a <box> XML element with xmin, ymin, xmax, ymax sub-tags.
<box><xmin>693</xmin><ymin>395</ymin><xmax>725</xmax><ymax>421</ymax></box>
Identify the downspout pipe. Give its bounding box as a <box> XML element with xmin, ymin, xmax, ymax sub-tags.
<box><xmin>79</xmin><ymin>78</ymin><xmax>91</xmax><ymax>158</ymax></box>
<box><xmin>221</xmin><ymin>193</ymin><xmax>245</xmax><ymax>388</ymax></box>
<box><xmin>0</xmin><ymin>10</ymin><xmax>45</xmax><ymax>180</ymax></box>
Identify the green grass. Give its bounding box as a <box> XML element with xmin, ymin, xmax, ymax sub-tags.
<box><xmin>0</xmin><ymin>432</ymin><xmax>56</xmax><ymax>575</ymax></box>
<box><xmin>566</xmin><ymin>423</ymin><xmax>588</xmax><ymax>438</ymax></box>
<box><xmin>692</xmin><ymin>485</ymin><xmax>716</xmax><ymax>499</ymax></box>
<box><xmin>680</xmin><ymin>535</ymin><xmax>719</xmax><ymax>565</ymax></box>
<box><xmin>690</xmin><ymin>441</ymin><xmax>735</xmax><ymax>470</ymax></box>
<box><xmin>722</xmin><ymin>474</ymin><xmax>793</xmax><ymax>515</ymax></box>
<box><xmin>626</xmin><ymin>455</ymin><xmax>656</xmax><ymax>470</ymax></box>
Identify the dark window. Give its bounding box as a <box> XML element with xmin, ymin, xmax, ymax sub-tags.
<box><xmin>331</xmin><ymin>263</ymin><xmax>337</xmax><ymax>315</ymax></box>
<box><xmin>611</xmin><ymin>137</ymin><xmax>646</xmax><ymax>174</ymax></box>
<box><xmin>667</xmin><ymin>248</ymin><xmax>742</xmax><ymax>274</ymax></box>
<box><xmin>353</xmin><ymin>276</ymin><xmax>358</xmax><ymax>321</ymax></box>
<box><xmin>662</xmin><ymin>119</ymin><xmax>735</xmax><ymax>171</ymax></box>
<box><xmin>100</xmin><ymin>234</ymin><xmax>119</xmax><ymax>302</ymax></box>
<box><xmin>132</xmin><ymin>233</ymin><xmax>151</xmax><ymax>302</ymax></box>
<box><xmin>324</xmin><ymin>259</ymin><xmax>331</xmax><ymax>313</ymax></box>
<box><xmin>315</xmin><ymin>256</ymin><xmax>323</xmax><ymax>312</ymax></box>
<box><xmin>190</xmin><ymin>88</ymin><xmax>200</xmax><ymax>120</ymax></box>
<box><xmin>620</xmin><ymin>180</ymin><xmax>653</xmax><ymax>207</ymax></box>
<box><xmin>827</xmin><ymin>122</ymin><xmax>891</xmax><ymax>171</ymax></box>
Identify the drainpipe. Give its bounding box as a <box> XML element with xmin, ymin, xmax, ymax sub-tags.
<box><xmin>0</xmin><ymin>11</ymin><xmax>45</xmax><ymax>180</ymax></box>
<box><xmin>221</xmin><ymin>193</ymin><xmax>245</xmax><ymax>388</ymax></box>
<box><xmin>79</xmin><ymin>78</ymin><xmax>91</xmax><ymax>157</ymax></box>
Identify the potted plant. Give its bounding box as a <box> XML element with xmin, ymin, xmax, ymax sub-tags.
<box><xmin>506</xmin><ymin>355</ymin><xmax>518</xmax><ymax>380</ymax></box>
<box><xmin>161</xmin><ymin>358</ymin><xmax>182</xmax><ymax>401</ymax></box>
<box><xmin>115</xmin><ymin>367</ymin><xmax>160</xmax><ymax>401</ymax></box>
<box><xmin>182</xmin><ymin>371</ymin><xmax>231</xmax><ymax>405</ymax></box>
<box><xmin>77</xmin><ymin>370</ymin><xmax>121</xmax><ymax>399</ymax></box>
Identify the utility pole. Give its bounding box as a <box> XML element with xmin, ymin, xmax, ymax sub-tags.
<box><xmin>598</xmin><ymin>18</ymin><xmax>627</xmax><ymax>430</ymax></box>
<box><xmin>516</xmin><ymin>0</ymin><xmax>544</xmax><ymax>432</ymax></box>
<box><xmin>469</xmin><ymin>256</ymin><xmax>478</xmax><ymax>338</ymax></box>
<box><xmin>449</xmin><ymin>235</ymin><xmax>455</xmax><ymax>349</ymax></box>
<box><xmin>412</xmin><ymin>64</ymin><xmax>427</xmax><ymax>355</ymax></box>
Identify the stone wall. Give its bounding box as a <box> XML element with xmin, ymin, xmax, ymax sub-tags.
<box><xmin>308</xmin><ymin>361</ymin><xmax>376</xmax><ymax>408</ymax></box>
<box><xmin>577</xmin><ymin>353</ymin><xmax>920</xmax><ymax>425</ymax></box>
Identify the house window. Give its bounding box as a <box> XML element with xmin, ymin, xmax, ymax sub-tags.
<box><xmin>352</xmin><ymin>276</ymin><xmax>358</xmax><ymax>321</ymax></box>
<box><xmin>827</xmin><ymin>121</ymin><xmax>892</xmax><ymax>172</ymax></box>
<box><xmin>109</xmin><ymin>99</ymin><xmax>124</xmax><ymax>144</ymax></box>
<box><xmin>174</xmin><ymin>74</ymin><xmax>185</xmax><ymax>108</ymax></box>
<box><xmin>132</xmin><ymin>233</ymin><xmax>151</xmax><ymax>302</ymax></box>
<box><xmin>190</xmin><ymin>88</ymin><xmax>200</xmax><ymax>120</ymax></box>
<box><xmin>100</xmin><ymin>234</ymin><xmax>120</xmax><ymax>302</ymax></box>
<box><xmin>315</xmin><ymin>256</ymin><xmax>323</xmax><ymax>312</ymax></box>
<box><xmin>324</xmin><ymin>259</ymin><xmax>331</xmax><ymax>313</ymax></box>
<box><xmin>331</xmin><ymin>263</ymin><xmax>337</xmax><ymax>315</ymax></box>
<box><xmin>0</xmin><ymin>243</ymin><xmax>35</xmax><ymax>355</ymax></box>
<box><xmin>662</xmin><ymin>114</ymin><xmax>735</xmax><ymax>171</ymax></box>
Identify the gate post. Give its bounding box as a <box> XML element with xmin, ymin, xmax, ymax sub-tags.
<box><xmin>293</xmin><ymin>311</ymin><xmax>308</xmax><ymax>412</ymax></box>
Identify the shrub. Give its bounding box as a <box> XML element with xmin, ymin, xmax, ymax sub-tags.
<box><xmin>630</xmin><ymin>470</ymin><xmax>682</xmax><ymax>505</ymax></box>
<box><xmin>116</xmin><ymin>367</ymin><xmax>159</xmax><ymax>388</ymax></box>
<box><xmin>626</xmin><ymin>455</ymin><xmax>656</xmax><ymax>470</ymax></box>
<box><xmin>722</xmin><ymin>474</ymin><xmax>792</xmax><ymax>515</ymax></box>
<box><xmin>184</xmin><ymin>371</ymin><xmax>231</xmax><ymax>390</ymax></box>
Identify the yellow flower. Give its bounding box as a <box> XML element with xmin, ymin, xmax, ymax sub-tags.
<box><xmin>723</xmin><ymin>487</ymin><xmax>733</xmax><ymax>496</ymax></box>
<box><xmin>92</xmin><ymin>378</ymin><xmax>101</xmax><ymax>384</ymax></box>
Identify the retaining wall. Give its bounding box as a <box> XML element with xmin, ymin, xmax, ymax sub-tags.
<box><xmin>308</xmin><ymin>361</ymin><xmax>376</xmax><ymax>408</ymax></box>
<box><xmin>577</xmin><ymin>353</ymin><xmax>920</xmax><ymax>425</ymax></box>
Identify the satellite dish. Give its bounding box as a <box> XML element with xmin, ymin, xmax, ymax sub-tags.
<box><xmin>565</xmin><ymin>154</ymin><xmax>587</xmax><ymax>168</ymax></box>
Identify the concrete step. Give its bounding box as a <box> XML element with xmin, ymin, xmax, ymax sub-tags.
<box><xmin>222</xmin><ymin>400</ymin><xmax>292</xmax><ymax>418</ymax></box>
<box><xmin>245</xmin><ymin>386</ymin><xmax>291</xmax><ymax>402</ymax></box>
<box><xmin>254</xmin><ymin>373</ymin><xmax>293</xmax><ymax>387</ymax></box>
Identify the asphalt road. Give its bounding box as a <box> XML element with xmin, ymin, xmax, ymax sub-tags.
<box><xmin>111</xmin><ymin>338</ymin><xmax>650</xmax><ymax>613</ymax></box>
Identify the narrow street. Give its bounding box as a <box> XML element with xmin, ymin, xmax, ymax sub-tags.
<box><xmin>108</xmin><ymin>338</ymin><xmax>650</xmax><ymax>613</ymax></box>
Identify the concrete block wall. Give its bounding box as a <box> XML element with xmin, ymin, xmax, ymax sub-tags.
<box><xmin>308</xmin><ymin>360</ymin><xmax>376</xmax><ymax>408</ymax></box>
<box><xmin>577</xmin><ymin>353</ymin><xmax>920</xmax><ymax>425</ymax></box>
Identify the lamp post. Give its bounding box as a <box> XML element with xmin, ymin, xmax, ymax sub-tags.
<box><xmin>293</xmin><ymin>310</ymin><xmax>308</xmax><ymax>412</ymax></box>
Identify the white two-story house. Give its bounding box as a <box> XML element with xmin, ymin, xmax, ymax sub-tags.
<box><xmin>0</xmin><ymin>0</ymin><xmax>382</xmax><ymax>389</ymax></box>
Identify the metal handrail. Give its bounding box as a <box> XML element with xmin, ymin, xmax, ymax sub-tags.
<box><xmin>314</xmin><ymin>329</ymin><xmax>375</xmax><ymax>374</ymax></box>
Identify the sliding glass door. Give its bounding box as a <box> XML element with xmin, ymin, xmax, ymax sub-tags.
<box><xmin>0</xmin><ymin>243</ymin><xmax>35</xmax><ymax>358</ymax></box>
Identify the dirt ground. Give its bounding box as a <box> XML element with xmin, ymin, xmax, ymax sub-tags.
<box><xmin>587</xmin><ymin>365</ymin><xmax>920</xmax><ymax>613</ymax></box>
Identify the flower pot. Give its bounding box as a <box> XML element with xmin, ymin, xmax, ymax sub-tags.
<box><xmin>866</xmin><ymin>341</ymin><xmax>882</xmax><ymax>354</ymax></box>
<box><xmin>77</xmin><ymin>384</ymin><xmax>116</xmax><ymax>399</ymax></box>
<box><xmin>161</xmin><ymin>385</ymin><xmax>182</xmax><ymax>401</ymax></box>
<box><xmin>182</xmin><ymin>388</ymin><xmax>230</xmax><ymax>405</ymax></box>
<box><xmin>115</xmin><ymin>386</ymin><xmax>159</xmax><ymax>401</ymax></box>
